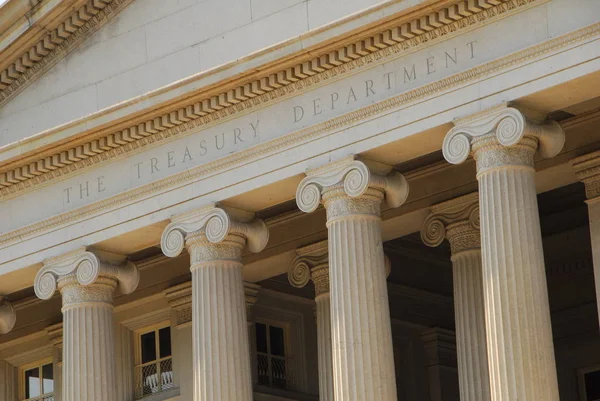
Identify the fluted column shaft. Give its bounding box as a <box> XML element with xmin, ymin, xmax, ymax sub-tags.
<box><xmin>161</xmin><ymin>206</ymin><xmax>268</xmax><ymax>401</ymax></box>
<box><xmin>315</xmin><ymin>292</ymin><xmax>334</xmax><ymax>401</ymax></box>
<box><xmin>34</xmin><ymin>249</ymin><xmax>139</xmax><ymax>401</ymax></box>
<box><xmin>443</xmin><ymin>106</ymin><xmax>563</xmax><ymax>401</ymax></box>
<box><xmin>188</xmin><ymin>233</ymin><xmax>253</xmax><ymax>401</ymax></box>
<box><xmin>0</xmin><ymin>360</ymin><xmax>18</xmax><ymax>401</ymax></box>
<box><xmin>60</xmin><ymin>276</ymin><xmax>118</xmax><ymax>401</ymax></box>
<box><xmin>325</xmin><ymin>186</ymin><xmax>398</xmax><ymax>401</ymax></box>
<box><xmin>474</xmin><ymin>135</ymin><xmax>559</xmax><ymax>401</ymax></box>
<box><xmin>310</xmin><ymin>264</ymin><xmax>334</xmax><ymax>401</ymax></box>
<box><xmin>422</xmin><ymin>194</ymin><xmax>491</xmax><ymax>401</ymax></box>
<box><xmin>451</xmin><ymin>248</ymin><xmax>490</xmax><ymax>401</ymax></box>
<box><xmin>289</xmin><ymin>241</ymin><xmax>334</xmax><ymax>401</ymax></box>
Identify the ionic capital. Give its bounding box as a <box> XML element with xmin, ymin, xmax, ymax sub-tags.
<box><xmin>34</xmin><ymin>248</ymin><xmax>139</xmax><ymax>302</ymax></box>
<box><xmin>289</xmin><ymin>240</ymin><xmax>330</xmax><ymax>296</ymax></box>
<box><xmin>296</xmin><ymin>157</ymin><xmax>409</xmax><ymax>217</ymax></box>
<box><xmin>421</xmin><ymin>193</ymin><xmax>480</xmax><ymax>254</ymax></box>
<box><xmin>443</xmin><ymin>104</ymin><xmax>564</xmax><ymax>171</ymax></box>
<box><xmin>571</xmin><ymin>150</ymin><xmax>600</xmax><ymax>200</ymax></box>
<box><xmin>0</xmin><ymin>297</ymin><xmax>16</xmax><ymax>334</ymax></box>
<box><xmin>160</xmin><ymin>205</ymin><xmax>269</xmax><ymax>262</ymax></box>
<box><xmin>164</xmin><ymin>282</ymin><xmax>193</xmax><ymax>326</ymax></box>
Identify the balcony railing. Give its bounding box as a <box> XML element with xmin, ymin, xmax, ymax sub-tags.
<box><xmin>135</xmin><ymin>357</ymin><xmax>174</xmax><ymax>399</ymax></box>
<box><xmin>26</xmin><ymin>394</ymin><xmax>54</xmax><ymax>401</ymax></box>
<box><xmin>257</xmin><ymin>353</ymin><xmax>294</xmax><ymax>390</ymax></box>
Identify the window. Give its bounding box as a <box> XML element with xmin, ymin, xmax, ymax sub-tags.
<box><xmin>21</xmin><ymin>362</ymin><xmax>54</xmax><ymax>401</ymax></box>
<box><xmin>135</xmin><ymin>326</ymin><xmax>174</xmax><ymax>399</ymax></box>
<box><xmin>584</xmin><ymin>369</ymin><xmax>600</xmax><ymax>401</ymax></box>
<box><xmin>256</xmin><ymin>322</ymin><xmax>289</xmax><ymax>389</ymax></box>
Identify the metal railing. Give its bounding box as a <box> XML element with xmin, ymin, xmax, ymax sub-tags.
<box><xmin>26</xmin><ymin>394</ymin><xmax>54</xmax><ymax>401</ymax></box>
<box><xmin>135</xmin><ymin>357</ymin><xmax>174</xmax><ymax>399</ymax></box>
<box><xmin>257</xmin><ymin>353</ymin><xmax>293</xmax><ymax>390</ymax></box>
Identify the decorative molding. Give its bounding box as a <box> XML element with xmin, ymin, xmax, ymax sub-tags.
<box><xmin>571</xmin><ymin>150</ymin><xmax>600</xmax><ymax>199</ymax></box>
<box><xmin>0</xmin><ymin>297</ymin><xmax>16</xmax><ymax>335</ymax></box>
<box><xmin>421</xmin><ymin>192</ymin><xmax>480</xmax><ymax>253</ymax></box>
<box><xmin>296</xmin><ymin>157</ymin><xmax>409</xmax><ymax>213</ymax></box>
<box><xmin>244</xmin><ymin>282</ymin><xmax>260</xmax><ymax>309</ymax></box>
<box><xmin>1</xmin><ymin>2</ymin><xmax>596</xmax><ymax>247</ymax></box>
<box><xmin>164</xmin><ymin>281</ymin><xmax>192</xmax><ymax>326</ymax></box>
<box><xmin>34</xmin><ymin>247</ymin><xmax>139</xmax><ymax>300</ymax></box>
<box><xmin>4</xmin><ymin>344</ymin><xmax>53</xmax><ymax>367</ymax></box>
<box><xmin>160</xmin><ymin>205</ymin><xmax>269</xmax><ymax>258</ymax></box>
<box><xmin>443</xmin><ymin>103</ymin><xmax>565</xmax><ymax>165</ymax></box>
<box><xmin>0</xmin><ymin>0</ymin><xmax>135</xmax><ymax>107</ymax></box>
<box><xmin>120</xmin><ymin>308</ymin><xmax>171</xmax><ymax>332</ymax></box>
<box><xmin>0</xmin><ymin>0</ymin><xmax>549</xmax><ymax>199</ymax></box>
<box><xmin>46</xmin><ymin>323</ymin><xmax>63</xmax><ymax>345</ymax></box>
<box><xmin>46</xmin><ymin>322</ymin><xmax>63</xmax><ymax>364</ymax></box>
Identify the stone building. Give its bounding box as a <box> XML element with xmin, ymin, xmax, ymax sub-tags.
<box><xmin>1</xmin><ymin>0</ymin><xmax>600</xmax><ymax>400</ymax></box>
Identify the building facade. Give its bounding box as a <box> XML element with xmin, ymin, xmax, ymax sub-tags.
<box><xmin>1</xmin><ymin>0</ymin><xmax>600</xmax><ymax>400</ymax></box>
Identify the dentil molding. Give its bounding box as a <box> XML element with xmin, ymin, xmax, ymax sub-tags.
<box><xmin>0</xmin><ymin>0</ymin><xmax>550</xmax><ymax>198</ymax></box>
<box><xmin>4</xmin><ymin>1</ymin><xmax>597</xmax><ymax>248</ymax></box>
<box><xmin>34</xmin><ymin>247</ymin><xmax>139</xmax><ymax>300</ymax></box>
<box><xmin>0</xmin><ymin>0</ymin><xmax>134</xmax><ymax>107</ymax></box>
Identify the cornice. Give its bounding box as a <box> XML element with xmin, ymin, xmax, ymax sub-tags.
<box><xmin>0</xmin><ymin>0</ymin><xmax>135</xmax><ymax>107</ymax></box>
<box><xmin>2</xmin><ymin>0</ymin><xmax>595</xmax><ymax>248</ymax></box>
<box><xmin>0</xmin><ymin>0</ymin><xmax>550</xmax><ymax>198</ymax></box>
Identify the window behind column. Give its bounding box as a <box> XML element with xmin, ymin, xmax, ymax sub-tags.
<box><xmin>135</xmin><ymin>325</ymin><xmax>174</xmax><ymax>399</ymax></box>
<box><xmin>20</xmin><ymin>360</ymin><xmax>54</xmax><ymax>401</ymax></box>
<box><xmin>256</xmin><ymin>322</ymin><xmax>290</xmax><ymax>389</ymax></box>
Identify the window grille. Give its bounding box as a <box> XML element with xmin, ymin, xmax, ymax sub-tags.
<box><xmin>256</xmin><ymin>323</ymin><xmax>293</xmax><ymax>390</ymax></box>
<box><xmin>22</xmin><ymin>363</ymin><xmax>54</xmax><ymax>401</ymax></box>
<box><xmin>135</xmin><ymin>326</ymin><xmax>174</xmax><ymax>399</ymax></box>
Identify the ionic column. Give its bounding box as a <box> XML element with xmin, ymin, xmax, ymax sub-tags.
<box><xmin>34</xmin><ymin>249</ymin><xmax>140</xmax><ymax>401</ymax></box>
<box><xmin>288</xmin><ymin>240</ymin><xmax>333</xmax><ymax>401</ymax></box>
<box><xmin>0</xmin><ymin>296</ymin><xmax>16</xmax><ymax>334</ymax></box>
<box><xmin>47</xmin><ymin>323</ymin><xmax>64</xmax><ymax>401</ymax></box>
<box><xmin>571</xmin><ymin>151</ymin><xmax>600</xmax><ymax>328</ymax></box>
<box><xmin>443</xmin><ymin>104</ymin><xmax>564</xmax><ymax>401</ymax></box>
<box><xmin>161</xmin><ymin>205</ymin><xmax>269</xmax><ymax>401</ymax></box>
<box><xmin>296</xmin><ymin>157</ymin><xmax>409</xmax><ymax>401</ymax></box>
<box><xmin>244</xmin><ymin>282</ymin><xmax>261</xmax><ymax>389</ymax></box>
<box><xmin>421</xmin><ymin>193</ymin><xmax>491</xmax><ymax>401</ymax></box>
